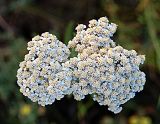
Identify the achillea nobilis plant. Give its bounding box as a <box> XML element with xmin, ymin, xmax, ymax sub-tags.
<box><xmin>17</xmin><ymin>17</ymin><xmax>146</xmax><ymax>114</ymax></box>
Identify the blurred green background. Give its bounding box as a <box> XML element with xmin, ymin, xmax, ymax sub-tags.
<box><xmin>0</xmin><ymin>0</ymin><xmax>160</xmax><ymax>124</ymax></box>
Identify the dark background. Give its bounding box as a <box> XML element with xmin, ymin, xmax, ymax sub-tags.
<box><xmin>0</xmin><ymin>0</ymin><xmax>160</xmax><ymax>124</ymax></box>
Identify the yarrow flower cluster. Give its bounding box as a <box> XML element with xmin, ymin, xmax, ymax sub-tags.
<box><xmin>17</xmin><ymin>32</ymin><xmax>71</xmax><ymax>106</ymax></box>
<box><xmin>17</xmin><ymin>17</ymin><xmax>146</xmax><ymax>114</ymax></box>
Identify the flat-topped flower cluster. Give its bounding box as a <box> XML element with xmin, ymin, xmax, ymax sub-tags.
<box><xmin>17</xmin><ymin>17</ymin><xmax>146</xmax><ymax>114</ymax></box>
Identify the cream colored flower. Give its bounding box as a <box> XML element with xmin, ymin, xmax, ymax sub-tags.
<box><xmin>17</xmin><ymin>32</ymin><xmax>70</xmax><ymax>106</ymax></box>
<box><xmin>17</xmin><ymin>17</ymin><xmax>146</xmax><ymax>114</ymax></box>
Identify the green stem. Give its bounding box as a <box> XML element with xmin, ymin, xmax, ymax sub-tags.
<box><xmin>144</xmin><ymin>4</ymin><xmax>160</xmax><ymax>71</ymax></box>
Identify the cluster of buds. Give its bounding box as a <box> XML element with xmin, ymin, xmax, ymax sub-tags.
<box><xmin>17</xmin><ymin>17</ymin><xmax>146</xmax><ymax>113</ymax></box>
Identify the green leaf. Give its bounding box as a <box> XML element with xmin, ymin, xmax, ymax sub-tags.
<box><xmin>64</xmin><ymin>21</ymin><xmax>74</xmax><ymax>45</ymax></box>
<box><xmin>144</xmin><ymin>5</ymin><xmax>160</xmax><ymax>71</ymax></box>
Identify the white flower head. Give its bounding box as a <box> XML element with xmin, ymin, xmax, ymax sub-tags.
<box><xmin>17</xmin><ymin>32</ymin><xmax>70</xmax><ymax>106</ymax></box>
<box><xmin>17</xmin><ymin>17</ymin><xmax>146</xmax><ymax>114</ymax></box>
